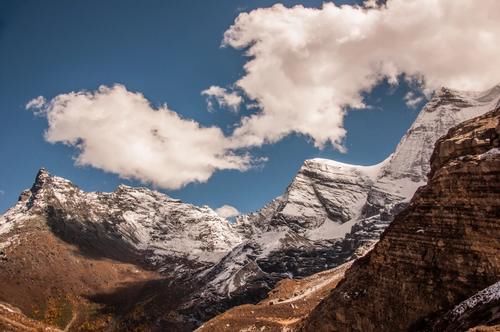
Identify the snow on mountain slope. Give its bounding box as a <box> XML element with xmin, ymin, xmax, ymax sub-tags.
<box><xmin>288</xmin><ymin>84</ymin><xmax>500</xmax><ymax>250</ymax></box>
<box><xmin>0</xmin><ymin>169</ymin><xmax>242</xmax><ymax>274</ymax></box>
<box><xmin>281</xmin><ymin>159</ymin><xmax>386</xmax><ymax>228</ymax></box>
<box><xmin>376</xmin><ymin>85</ymin><xmax>500</xmax><ymax>196</ymax></box>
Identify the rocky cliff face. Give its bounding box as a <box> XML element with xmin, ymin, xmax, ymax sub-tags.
<box><xmin>431</xmin><ymin>281</ymin><xmax>500</xmax><ymax>331</ymax></box>
<box><xmin>185</xmin><ymin>85</ymin><xmax>500</xmax><ymax>321</ymax></box>
<box><xmin>302</xmin><ymin>107</ymin><xmax>500</xmax><ymax>331</ymax></box>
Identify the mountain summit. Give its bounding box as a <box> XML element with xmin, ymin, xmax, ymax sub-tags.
<box><xmin>303</xmin><ymin>101</ymin><xmax>500</xmax><ymax>332</ymax></box>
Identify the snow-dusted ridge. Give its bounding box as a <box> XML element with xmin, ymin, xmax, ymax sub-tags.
<box><xmin>1</xmin><ymin>169</ymin><xmax>242</xmax><ymax>270</ymax></box>
<box><xmin>430</xmin><ymin>280</ymin><xmax>500</xmax><ymax>330</ymax></box>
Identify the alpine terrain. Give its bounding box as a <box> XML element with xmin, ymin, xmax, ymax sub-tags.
<box><xmin>0</xmin><ymin>84</ymin><xmax>499</xmax><ymax>331</ymax></box>
<box><xmin>185</xmin><ymin>84</ymin><xmax>500</xmax><ymax>320</ymax></box>
<box><xmin>199</xmin><ymin>94</ymin><xmax>500</xmax><ymax>332</ymax></box>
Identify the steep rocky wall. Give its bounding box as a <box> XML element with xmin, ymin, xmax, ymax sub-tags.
<box><xmin>302</xmin><ymin>107</ymin><xmax>500</xmax><ymax>331</ymax></box>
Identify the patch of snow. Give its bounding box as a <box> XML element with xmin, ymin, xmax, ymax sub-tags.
<box><xmin>479</xmin><ymin>147</ymin><xmax>500</xmax><ymax>159</ymax></box>
<box><xmin>0</xmin><ymin>303</ymin><xmax>18</xmax><ymax>313</ymax></box>
<box><xmin>256</xmin><ymin>231</ymin><xmax>289</xmax><ymax>257</ymax></box>
<box><xmin>306</xmin><ymin>218</ymin><xmax>358</xmax><ymax>241</ymax></box>
<box><xmin>451</xmin><ymin>281</ymin><xmax>500</xmax><ymax>317</ymax></box>
<box><xmin>307</xmin><ymin>157</ymin><xmax>388</xmax><ymax>181</ymax></box>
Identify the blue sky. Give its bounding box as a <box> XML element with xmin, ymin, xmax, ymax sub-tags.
<box><xmin>0</xmin><ymin>0</ymin><xmax>424</xmax><ymax>214</ymax></box>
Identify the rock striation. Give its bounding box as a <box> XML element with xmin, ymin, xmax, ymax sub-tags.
<box><xmin>302</xmin><ymin>107</ymin><xmax>500</xmax><ymax>331</ymax></box>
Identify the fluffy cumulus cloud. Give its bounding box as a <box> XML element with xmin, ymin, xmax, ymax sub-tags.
<box><xmin>28</xmin><ymin>0</ymin><xmax>500</xmax><ymax>189</ymax></box>
<box><xmin>27</xmin><ymin>85</ymin><xmax>254</xmax><ymax>189</ymax></box>
<box><xmin>215</xmin><ymin>204</ymin><xmax>240</xmax><ymax>219</ymax></box>
<box><xmin>223</xmin><ymin>0</ymin><xmax>500</xmax><ymax>149</ymax></box>
<box><xmin>202</xmin><ymin>86</ymin><xmax>243</xmax><ymax>112</ymax></box>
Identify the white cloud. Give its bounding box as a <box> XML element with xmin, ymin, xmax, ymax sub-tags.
<box><xmin>222</xmin><ymin>0</ymin><xmax>500</xmax><ymax>150</ymax></box>
<box><xmin>26</xmin><ymin>96</ymin><xmax>46</xmax><ymax>111</ymax></box>
<box><xmin>404</xmin><ymin>91</ymin><xmax>424</xmax><ymax>108</ymax></box>
<box><xmin>202</xmin><ymin>86</ymin><xmax>243</xmax><ymax>112</ymax></box>
<box><xmin>26</xmin><ymin>1</ymin><xmax>500</xmax><ymax>190</ymax></box>
<box><xmin>27</xmin><ymin>85</ymin><xmax>255</xmax><ymax>190</ymax></box>
<box><xmin>0</xmin><ymin>190</ymin><xmax>4</xmax><ymax>196</ymax></box>
<box><xmin>215</xmin><ymin>204</ymin><xmax>240</xmax><ymax>219</ymax></box>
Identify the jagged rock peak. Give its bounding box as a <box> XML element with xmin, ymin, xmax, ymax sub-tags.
<box><xmin>31</xmin><ymin>167</ymin><xmax>51</xmax><ymax>191</ymax></box>
<box><xmin>31</xmin><ymin>167</ymin><xmax>74</xmax><ymax>189</ymax></box>
<box><xmin>35</xmin><ymin>167</ymin><xmax>49</xmax><ymax>179</ymax></box>
<box><xmin>26</xmin><ymin>169</ymin><xmax>181</xmax><ymax>206</ymax></box>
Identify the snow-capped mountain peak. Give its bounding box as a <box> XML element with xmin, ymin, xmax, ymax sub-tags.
<box><xmin>188</xmin><ymin>84</ymin><xmax>500</xmax><ymax>319</ymax></box>
<box><xmin>1</xmin><ymin>169</ymin><xmax>243</xmax><ymax>275</ymax></box>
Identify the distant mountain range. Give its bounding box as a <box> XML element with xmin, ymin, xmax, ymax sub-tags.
<box><xmin>1</xmin><ymin>84</ymin><xmax>499</xmax><ymax>331</ymax></box>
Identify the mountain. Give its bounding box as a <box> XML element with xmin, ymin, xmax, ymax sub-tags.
<box><xmin>0</xmin><ymin>170</ymin><xmax>242</xmax><ymax>331</ymax></box>
<box><xmin>183</xmin><ymin>84</ymin><xmax>500</xmax><ymax>321</ymax></box>
<box><xmin>302</xmin><ymin>106</ymin><xmax>500</xmax><ymax>331</ymax></box>
<box><xmin>1</xmin><ymin>168</ymin><xmax>241</xmax><ymax>272</ymax></box>
<box><xmin>195</xmin><ymin>101</ymin><xmax>500</xmax><ymax>332</ymax></box>
<box><xmin>0</xmin><ymin>84</ymin><xmax>499</xmax><ymax>330</ymax></box>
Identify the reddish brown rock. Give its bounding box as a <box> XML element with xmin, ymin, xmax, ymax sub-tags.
<box><xmin>302</xmin><ymin>107</ymin><xmax>500</xmax><ymax>331</ymax></box>
<box><xmin>196</xmin><ymin>262</ymin><xmax>353</xmax><ymax>332</ymax></box>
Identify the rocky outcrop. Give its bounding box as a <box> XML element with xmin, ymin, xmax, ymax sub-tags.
<box><xmin>302</xmin><ymin>107</ymin><xmax>500</xmax><ymax>331</ymax></box>
<box><xmin>431</xmin><ymin>281</ymin><xmax>500</xmax><ymax>331</ymax></box>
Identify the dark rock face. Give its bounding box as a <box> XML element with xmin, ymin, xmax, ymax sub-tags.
<box><xmin>302</xmin><ymin>108</ymin><xmax>500</xmax><ymax>331</ymax></box>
